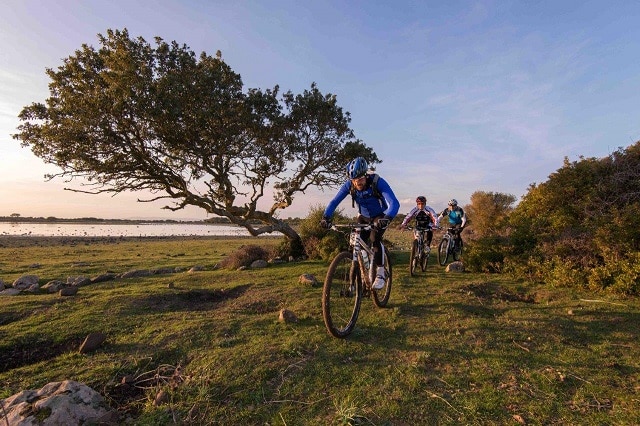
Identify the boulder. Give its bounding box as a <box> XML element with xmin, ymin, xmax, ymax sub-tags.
<box><xmin>1</xmin><ymin>380</ymin><xmax>118</xmax><ymax>425</ymax></box>
<box><xmin>445</xmin><ymin>261</ymin><xmax>465</xmax><ymax>273</ymax></box>
<box><xmin>12</xmin><ymin>274</ymin><xmax>39</xmax><ymax>290</ymax></box>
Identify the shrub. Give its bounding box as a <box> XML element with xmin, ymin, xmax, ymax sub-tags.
<box><xmin>219</xmin><ymin>245</ymin><xmax>270</xmax><ymax>269</ymax></box>
<box><xmin>298</xmin><ymin>204</ymin><xmax>350</xmax><ymax>261</ymax></box>
<box><xmin>464</xmin><ymin>237</ymin><xmax>506</xmax><ymax>273</ymax></box>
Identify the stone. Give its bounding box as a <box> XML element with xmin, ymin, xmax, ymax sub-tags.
<box><xmin>298</xmin><ymin>273</ymin><xmax>319</xmax><ymax>287</ymax></box>
<box><xmin>279</xmin><ymin>309</ymin><xmax>298</xmax><ymax>323</ymax></box>
<box><xmin>12</xmin><ymin>274</ymin><xmax>39</xmax><ymax>290</ymax></box>
<box><xmin>250</xmin><ymin>259</ymin><xmax>268</xmax><ymax>269</ymax></box>
<box><xmin>445</xmin><ymin>261</ymin><xmax>465</xmax><ymax>273</ymax></box>
<box><xmin>59</xmin><ymin>286</ymin><xmax>78</xmax><ymax>296</ymax></box>
<box><xmin>1</xmin><ymin>380</ymin><xmax>117</xmax><ymax>425</ymax></box>
<box><xmin>79</xmin><ymin>332</ymin><xmax>107</xmax><ymax>353</ymax></box>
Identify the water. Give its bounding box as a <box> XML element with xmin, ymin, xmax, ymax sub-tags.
<box><xmin>0</xmin><ymin>222</ymin><xmax>260</xmax><ymax>237</ymax></box>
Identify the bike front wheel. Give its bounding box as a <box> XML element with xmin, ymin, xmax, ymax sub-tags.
<box><xmin>372</xmin><ymin>248</ymin><xmax>392</xmax><ymax>308</ymax></box>
<box><xmin>437</xmin><ymin>238</ymin><xmax>450</xmax><ymax>266</ymax></box>
<box><xmin>421</xmin><ymin>247</ymin><xmax>429</xmax><ymax>272</ymax></box>
<box><xmin>410</xmin><ymin>240</ymin><xmax>418</xmax><ymax>276</ymax></box>
<box><xmin>322</xmin><ymin>251</ymin><xmax>362</xmax><ymax>338</ymax></box>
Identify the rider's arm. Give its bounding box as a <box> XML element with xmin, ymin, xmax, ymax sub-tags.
<box><xmin>323</xmin><ymin>180</ymin><xmax>351</xmax><ymax>219</ymax></box>
<box><xmin>426</xmin><ymin>207</ymin><xmax>438</xmax><ymax>228</ymax></box>
<box><xmin>460</xmin><ymin>208</ymin><xmax>467</xmax><ymax>228</ymax></box>
<box><xmin>400</xmin><ymin>207</ymin><xmax>418</xmax><ymax>227</ymax></box>
<box><xmin>376</xmin><ymin>176</ymin><xmax>400</xmax><ymax>219</ymax></box>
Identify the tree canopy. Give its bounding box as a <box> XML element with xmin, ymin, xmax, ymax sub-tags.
<box><xmin>13</xmin><ymin>28</ymin><xmax>378</xmax><ymax>242</ymax></box>
<box><xmin>506</xmin><ymin>141</ymin><xmax>640</xmax><ymax>293</ymax></box>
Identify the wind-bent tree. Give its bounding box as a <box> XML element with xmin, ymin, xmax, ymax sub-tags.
<box><xmin>13</xmin><ymin>29</ymin><xmax>378</xmax><ymax>244</ymax></box>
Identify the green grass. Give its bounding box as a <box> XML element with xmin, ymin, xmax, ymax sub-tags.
<box><xmin>1</xmin><ymin>236</ymin><xmax>639</xmax><ymax>425</ymax></box>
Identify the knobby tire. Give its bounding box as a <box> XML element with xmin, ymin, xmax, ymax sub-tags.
<box><xmin>438</xmin><ymin>237</ymin><xmax>450</xmax><ymax>266</ymax></box>
<box><xmin>421</xmin><ymin>246</ymin><xmax>429</xmax><ymax>272</ymax></box>
<box><xmin>322</xmin><ymin>251</ymin><xmax>362</xmax><ymax>338</ymax></box>
<box><xmin>453</xmin><ymin>239</ymin><xmax>463</xmax><ymax>261</ymax></box>
<box><xmin>410</xmin><ymin>239</ymin><xmax>418</xmax><ymax>276</ymax></box>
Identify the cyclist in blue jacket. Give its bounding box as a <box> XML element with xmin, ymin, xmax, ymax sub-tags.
<box><xmin>320</xmin><ymin>157</ymin><xmax>399</xmax><ymax>289</ymax></box>
<box><xmin>437</xmin><ymin>199</ymin><xmax>467</xmax><ymax>247</ymax></box>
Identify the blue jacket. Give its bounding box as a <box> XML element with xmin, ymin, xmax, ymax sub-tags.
<box><xmin>324</xmin><ymin>174</ymin><xmax>399</xmax><ymax>219</ymax></box>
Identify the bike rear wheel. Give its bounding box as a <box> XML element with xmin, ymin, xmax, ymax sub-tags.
<box><xmin>437</xmin><ymin>238</ymin><xmax>449</xmax><ymax>266</ymax></box>
<box><xmin>372</xmin><ymin>248</ymin><xmax>392</xmax><ymax>308</ymax></box>
<box><xmin>322</xmin><ymin>251</ymin><xmax>362</xmax><ymax>338</ymax></box>
<box><xmin>410</xmin><ymin>240</ymin><xmax>418</xmax><ymax>276</ymax></box>
<box><xmin>453</xmin><ymin>239</ymin><xmax>463</xmax><ymax>261</ymax></box>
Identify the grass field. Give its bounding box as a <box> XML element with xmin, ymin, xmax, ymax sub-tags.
<box><xmin>1</xmin><ymin>235</ymin><xmax>639</xmax><ymax>425</ymax></box>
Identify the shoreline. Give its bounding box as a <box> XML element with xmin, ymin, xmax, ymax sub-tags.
<box><xmin>0</xmin><ymin>234</ymin><xmax>270</xmax><ymax>248</ymax></box>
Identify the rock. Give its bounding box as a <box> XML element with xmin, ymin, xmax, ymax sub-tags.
<box><xmin>90</xmin><ymin>273</ymin><xmax>117</xmax><ymax>284</ymax></box>
<box><xmin>42</xmin><ymin>280</ymin><xmax>65</xmax><ymax>293</ymax></box>
<box><xmin>279</xmin><ymin>309</ymin><xmax>298</xmax><ymax>323</ymax></box>
<box><xmin>153</xmin><ymin>390</ymin><xmax>168</xmax><ymax>406</ymax></box>
<box><xmin>1</xmin><ymin>288</ymin><xmax>21</xmax><ymax>296</ymax></box>
<box><xmin>151</xmin><ymin>267</ymin><xmax>176</xmax><ymax>275</ymax></box>
<box><xmin>1</xmin><ymin>380</ymin><xmax>118</xmax><ymax>425</ymax></box>
<box><xmin>250</xmin><ymin>259</ymin><xmax>268</xmax><ymax>269</ymax></box>
<box><xmin>79</xmin><ymin>332</ymin><xmax>107</xmax><ymax>353</ymax></box>
<box><xmin>120</xmin><ymin>269</ymin><xmax>151</xmax><ymax>279</ymax></box>
<box><xmin>59</xmin><ymin>286</ymin><xmax>78</xmax><ymax>296</ymax></box>
<box><xmin>445</xmin><ymin>261</ymin><xmax>465</xmax><ymax>273</ymax></box>
<box><xmin>188</xmin><ymin>265</ymin><xmax>204</xmax><ymax>273</ymax></box>
<box><xmin>298</xmin><ymin>273</ymin><xmax>319</xmax><ymax>287</ymax></box>
<box><xmin>67</xmin><ymin>276</ymin><xmax>91</xmax><ymax>286</ymax></box>
<box><xmin>12</xmin><ymin>274</ymin><xmax>39</xmax><ymax>290</ymax></box>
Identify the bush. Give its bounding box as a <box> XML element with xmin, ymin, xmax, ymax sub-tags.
<box><xmin>464</xmin><ymin>237</ymin><xmax>506</xmax><ymax>273</ymax></box>
<box><xmin>219</xmin><ymin>245</ymin><xmax>270</xmax><ymax>269</ymax></box>
<box><xmin>298</xmin><ymin>204</ymin><xmax>350</xmax><ymax>261</ymax></box>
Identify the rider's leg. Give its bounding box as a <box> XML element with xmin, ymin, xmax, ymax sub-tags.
<box><xmin>371</xmin><ymin>225</ymin><xmax>387</xmax><ymax>289</ymax></box>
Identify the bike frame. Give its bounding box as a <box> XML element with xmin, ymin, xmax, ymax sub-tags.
<box><xmin>407</xmin><ymin>226</ymin><xmax>431</xmax><ymax>275</ymax></box>
<box><xmin>347</xmin><ymin>224</ymin><xmax>384</xmax><ymax>287</ymax></box>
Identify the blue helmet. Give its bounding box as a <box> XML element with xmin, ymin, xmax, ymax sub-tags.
<box><xmin>346</xmin><ymin>157</ymin><xmax>368</xmax><ymax>179</ymax></box>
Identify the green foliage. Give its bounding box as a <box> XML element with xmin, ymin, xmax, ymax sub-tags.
<box><xmin>463</xmin><ymin>236</ymin><xmax>506</xmax><ymax>273</ymax></box>
<box><xmin>297</xmin><ymin>204</ymin><xmax>350</xmax><ymax>261</ymax></box>
<box><xmin>506</xmin><ymin>141</ymin><xmax>640</xmax><ymax>293</ymax></box>
<box><xmin>462</xmin><ymin>191</ymin><xmax>515</xmax><ymax>273</ymax></box>
<box><xmin>465</xmin><ymin>191</ymin><xmax>516</xmax><ymax>239</ymax></box>
<box><xmin>13</xmin><ymin>28</ymin><xmax>377</xmax><ymax>242</ymax></box>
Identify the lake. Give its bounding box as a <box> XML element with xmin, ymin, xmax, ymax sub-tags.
<box><xmin>0</xmin><ymin>222</ymin><xmax>264</xmax><ymax>237</ymax></box>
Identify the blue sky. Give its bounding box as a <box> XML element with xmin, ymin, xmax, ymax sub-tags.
<box><xmin>1</xmin><ymin>0</ymin><xmax>639</xmax><ymax>220</ymax></box>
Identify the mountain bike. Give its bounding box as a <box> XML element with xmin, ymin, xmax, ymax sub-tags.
<box><xmin>437</xmin><ymin>227</ymin><xmax>463</xmax><ymax>266</ymax></box>
<box><xmin>322</xmin><ymin>224</ymin><xmax>392</xmax><ymax>338</ymax></box>
<box><xmin>405</xmin><ymin>226</ymin><xmax>431</xmax><ymax>276</ymax></box>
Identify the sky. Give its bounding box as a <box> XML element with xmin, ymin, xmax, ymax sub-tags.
<box><xmin>1</xmin><ymin>0</ymin><xmax>639</xmax><ymax>221</ymax></box>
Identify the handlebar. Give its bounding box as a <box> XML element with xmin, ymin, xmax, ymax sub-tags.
<box><xmin>331</xmin><ymin>223</ymin><xmax>374</xmax><ymax>231</ymax></box>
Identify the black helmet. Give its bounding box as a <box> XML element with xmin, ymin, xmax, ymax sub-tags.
<box><xmin>448</xmin><ymin>199</ymin><xmax>458</xmax><ymax>207</ymax></box>
<box><xmin>416</xmin><ymin>196</ymin><xmax>426</xmax><ymax>203</ymax></box>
